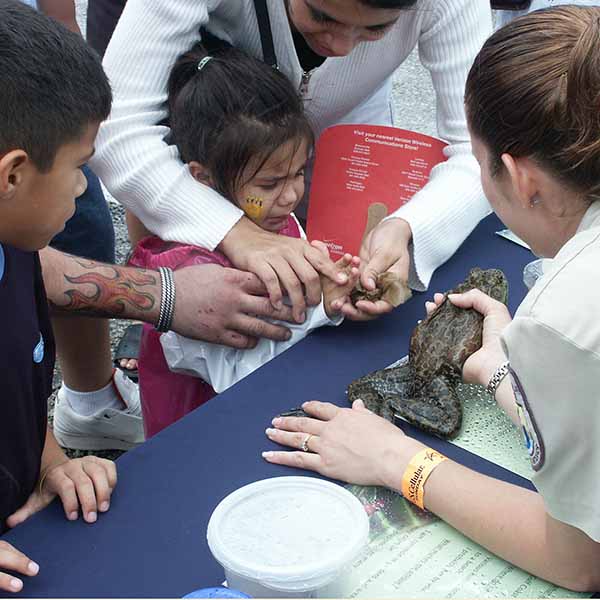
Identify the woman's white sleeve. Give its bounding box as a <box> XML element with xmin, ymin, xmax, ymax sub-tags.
<box><xmin>389</xmin><ymin>0</ymin><xmax>493</xmax><ymax>290</ymax></box>
<box><xmin>89</xmin><ymin>0</ymin><xmax>242</xmax><ymax>249</ymax></box>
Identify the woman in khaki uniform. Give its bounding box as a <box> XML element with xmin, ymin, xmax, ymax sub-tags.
<box><xmin>265</xmin><ymin>6</ymin><xmax>600</xmax><ymax>591</ymax></box>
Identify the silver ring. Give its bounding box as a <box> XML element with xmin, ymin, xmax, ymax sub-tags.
<box><xmin>301</xmin><ymin>434</ymin><xmax>313</xmax><ymax>453</ymax></box>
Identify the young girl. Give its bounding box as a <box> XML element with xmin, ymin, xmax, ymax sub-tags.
<box><xmin>265</xmin><ymin>6</ymin><xmax>600</xmax><ymax>591</ymax></box>
<box><xmin>129</xmin><ymin>34</ymin><xmax>358</xmax><ymax>438</ymax></box>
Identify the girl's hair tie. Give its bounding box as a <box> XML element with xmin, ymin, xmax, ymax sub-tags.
<box><xmin>197</xmin><ymin>56</ymin><xmax>213</xmax><ymax>71</ymax></box>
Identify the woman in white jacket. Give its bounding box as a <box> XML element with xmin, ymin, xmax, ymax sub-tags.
<box><xmin>92</xmin><ymin>0</ymin><xmax>492</xmax><ymax>324</ymax></box>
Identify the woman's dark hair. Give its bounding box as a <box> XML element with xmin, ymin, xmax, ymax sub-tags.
<box><xmin>465</xmin><ymin>6</ymin><xmax>600</xmax><ymax>202</ymax></box>
<box><xmin>0</xmin><ymin>0</ymin><xmax>111</xmax><ymax>171</ymax></box>
<box><xmin>168</xmin><ymin>31</ymin><xmax>313</xmax><ymax>202</ymax></box>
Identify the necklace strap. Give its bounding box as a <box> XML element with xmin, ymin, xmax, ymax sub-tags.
<box><xmin>253</xmin><ymin>0</ymin><xmax>278</xmax><ymax>69</ymax></box>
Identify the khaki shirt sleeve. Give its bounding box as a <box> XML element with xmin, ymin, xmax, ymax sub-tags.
<box><xmin>502</xmin><ymin>316</ymin><xmax>600</xmax><ymax>542</ymax></box>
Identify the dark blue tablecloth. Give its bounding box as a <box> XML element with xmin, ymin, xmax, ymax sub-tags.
<box><xmin>2</xmin><ymin>215</ymin><xmax>534</xmax><ymax>598</ymax></box>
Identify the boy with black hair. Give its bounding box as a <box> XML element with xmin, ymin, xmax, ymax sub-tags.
<box><xmin>0</xmin><ymin>2</ymin><xmax>115</xmax><ymax>591</ymax></box>
<box><xmin>0</xmin><ymin>1</ymin><xmax>297</xmax><ymax>592</ymax></box>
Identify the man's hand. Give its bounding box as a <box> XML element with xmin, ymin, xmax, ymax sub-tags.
<box><xmin>342</xmin><ymin>218</ymin><xmax>412</xmax><ymax>321</ymax></box>
<box><xmin>172</xmin><ymin>265</ymin><xmax>298</xmax><ymax>349</ymax></box>
<box><xmin>219</xmin><ymin>218</ymin><xmax>348</xmax><ymax>323</ymax></box>
<box><xmin>6</xmin><ymin>456</ymin><xmax>117</xmax><ymax>528</ymax></box>
<box><xmin>0</xmin><ymin>542</ymin><xmax>39</xmax><ymax>593</ymax></box>
<box><xmin>41</xmin><ymin>248</ymin><xmax>296</xmax><ymax>349</ymax></box>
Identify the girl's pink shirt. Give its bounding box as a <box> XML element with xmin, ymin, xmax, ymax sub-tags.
<box><xmin>128</xmin><ymin>215</ymin><xmax>302</xmax><ymax>438</ymax></box>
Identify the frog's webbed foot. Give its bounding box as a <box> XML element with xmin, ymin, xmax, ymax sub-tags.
<box><xmin>347</xmin><ymin>365</ymin><xmax>414</xmax><ymax>421</ymax></box>
<box><xmin>389</xmin><ymin>374</ymin><xmax>462</xmax><ymax>438</ymax></box>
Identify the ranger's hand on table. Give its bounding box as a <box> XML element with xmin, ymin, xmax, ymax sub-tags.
<box><xmin>172</xmin><ymin>264</ymin><xmax>297</xmax><ymax>349</ymax></box>
<box><xmin>342</xmin><ymin>217</ymin><xmax>413</xmax><ymax>321</ymax></box>
<box><xmin>263</xmin><ymin>400</ymin><xmax>424</xmax><ymax>488</ymax></box>
<box><xmin>219</xmin><ymin>218</ymin><xmax>349</xmax><ymax>324</ymax></box>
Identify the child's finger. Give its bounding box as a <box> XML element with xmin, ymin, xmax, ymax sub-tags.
<box><xmin>52</xmin><ymin>471</ymin><xmax>81</xmax><ymax>521</ymax></box>
<box><xmin>0</xmin><ymin>542</ymin><xmax>39</xmax><ymax>580</ymax></box>
<box><xmin>309</xmin><ymin>239</ymin><xmax>330</xmax><ymax>258</ymax></box>
<box><xmin>70</xmin><ymin>471</ymin><xmax>98</xmax><ymax>523</ymax></box>
<box><xmin>330</xmin><ymin>298</ymin><xmax>344</xmax><ymax>312</ymax></box>
<box><xmin>82</xmin><ymin>460</ymin><xmax>113</xmax><ymax>514</ymax></box>
<box><xmin>334</xmin><ymin>253</ymin><xmax>352</xmax><ymax>269</ymax></box>
<box><xmin>340</xmin><ymin>302</ymin><xmax>376</xmax><ymax>321</ymax></box>
<box><xmin>425</xmin><ymin>301</ymin><xmax>437</xmax><ymax>315</ymax></box>
<box><xmin>0</xmin><ymin>543</ymin><xmax>39</xmax><ymax>592</ymax></box>
<box><xmin>5</xmin><ymin>493</ymin><xmax>46</xmax><ymax>528</ymax></box>
<box><xmin>353</xmin><ymin>299</ymin><xmax>393</xmax><ymax>316</ymax></box>
<box><xmin>0</xmin><ymin>572</ymin><xmax>23</xmax><ymax>594</ymax></box>
<box><xmin>100</xmin><ymin>458</ymin><xmax>118</xmax><ymax>490</ymax></box>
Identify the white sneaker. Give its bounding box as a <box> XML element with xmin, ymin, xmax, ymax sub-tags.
<box><xmin>53</xmin><ymin>370</ymin><xmax>145</xmax><ymax>451</ymax></box>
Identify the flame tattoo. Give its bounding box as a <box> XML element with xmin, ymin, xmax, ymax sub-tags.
<box><xmin>50</xmin><ymin>259</ymin><xmax>157</xmax><ymax>318</ymax></box>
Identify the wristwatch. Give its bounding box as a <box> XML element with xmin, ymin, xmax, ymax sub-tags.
<box><xmin>486</xmin><ymin>361</ymin><xmax>510</xmax><ymax>399</ymax></box>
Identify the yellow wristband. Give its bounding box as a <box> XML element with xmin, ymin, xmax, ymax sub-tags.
<box><xmin>401</xmin><ymin>448</ymin><xmax>448</xmax><ymax>510</ymax></box>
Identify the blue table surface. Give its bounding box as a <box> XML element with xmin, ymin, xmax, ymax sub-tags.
<box><xmin>2</xmin><ymin>215</ymin><xmax>535</xmax><ymax>598</ymax></box>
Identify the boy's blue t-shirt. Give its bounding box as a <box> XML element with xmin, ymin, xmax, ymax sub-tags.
<box><xmin>0</xmin><ymin>244</ymin><xmax>54</xmax><ymax>532</ymax></box>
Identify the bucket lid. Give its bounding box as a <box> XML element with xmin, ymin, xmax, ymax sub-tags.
<box><xmin>207</xmin><ymin>477</ymin><xmax>369</xmax><ymax>592</ymax></box>
<box><xmin>182</xmin><ymin>587</ymin><xmax>250</xmax><ymax>598</ymax></box>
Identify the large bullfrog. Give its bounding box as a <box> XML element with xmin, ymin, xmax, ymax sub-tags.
<box><xmin>347</xmin><ymin>268</ymin><xmax>508</xmax><ymax>438</ymax></box>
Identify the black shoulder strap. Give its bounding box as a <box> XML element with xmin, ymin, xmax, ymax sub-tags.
<box><xmin>253</xmin><ymin>0</ymin><xmax>278</xmax><ymax>69</ymax></box>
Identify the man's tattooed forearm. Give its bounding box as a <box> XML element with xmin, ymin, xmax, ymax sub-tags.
<box><xmin>49</xmin><ymin>258</ymin><xmax>158</xmax><ymax>319</ymax></box>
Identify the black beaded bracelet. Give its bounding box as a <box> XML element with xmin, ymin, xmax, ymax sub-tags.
<box><xmin>155</xmin><ymin>266</ymin><xmax>176</xmax><ymax>333</ymax></box>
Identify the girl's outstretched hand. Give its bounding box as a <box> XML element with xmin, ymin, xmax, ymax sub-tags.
<box><xmin>425</xmin><ymin>289</ymin><xmax>512</xmax><ymax>386</ymax></box>
<box><xmin>263</xmin><ymin>400</ymin><xmax>424</xmax><ymax>488</ymax></box>
<box><xmin>220</xmin><ymin>219</ymin><xmax>348</xmax><ymax>324</ymax></box>
<box><xmin>314</xmin><ymin>245</ymin><xmax>361</xmax><ymax>318</ymax></box>
<box><xmin>343</xmin><ymin>218</ymin><xmax>412</xmax><ymax>321</ymax></box>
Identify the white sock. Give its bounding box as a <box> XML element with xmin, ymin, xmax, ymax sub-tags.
<box><xmin>60</xmin><ymin>378</ymin><xmax>125</xmax><ymax>416</ymax></box>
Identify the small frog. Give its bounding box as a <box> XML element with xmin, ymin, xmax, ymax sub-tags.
<box><xmin>350</xmin><ymin>272</ymin><xmax>412</xmax><ymax>307</ymax></box>
<box><xmin>347</xmin><ymin>268</ymin><xmax>508</xmax><ymax>438</ymax></box>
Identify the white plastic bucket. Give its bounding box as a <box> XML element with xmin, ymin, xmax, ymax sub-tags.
<box><xmin>207</xmin><ymin>477</ymin><xmax>369</xmax><ymax>598</ymax></box>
